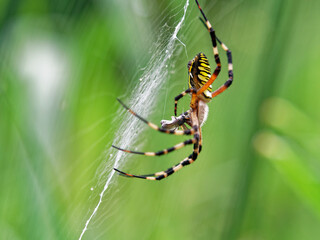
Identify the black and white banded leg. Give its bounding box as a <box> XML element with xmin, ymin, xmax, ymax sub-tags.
<box><xmin>117</xmin><ymin>98</ymin><xmax>197</xmax><ymax>136</ymax></box>
<box><xmin>112</xmin><ymin>137</ymin><xmax>197</xmax><ymax>157</ymax></box>
<box><xmin>114</xmin><ymin>132</ymin><xmax>200</xmax><ymax>181</ymax></box>
<box><xmin>195</xmin><ymin>0</ymin><xmax>222</xmax><ymax>96</ymax></box>
<box><xmin>196</xmin><ymin>0</ymin><xmax>233</xmax><ymax>98</ymax></box>
<box><xmin>211</xmin><ymin>37</ymin><xmax>233</xmax><ymax>98</ymax></box>
<box><xmin>174</xmin><ymin>88</ymin><xmax>197</xmax><ymax>116</ymax></box>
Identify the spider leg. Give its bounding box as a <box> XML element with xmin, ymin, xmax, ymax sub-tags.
<box><xmin>195</xmin><ymin>0</ymin><xmax>233</xmax><ymax>97</ymax></box>
<box><xmin>117</xmin><ymin>98</ymin><xmax>197</xmax><ymax>136</ymax></box>
<box><xmin>181</xmin><ymin>123</ymin><xmax>189</xmax><ymax>130</ymax></box>
<box><xmin>114</xmin><ymin>152</ymin><xmax>199</xmax><ymax>181</ymax></box>
<box><xmin>211</xmin><ymin>40</ymin><xmax>233</xmax><ymax>98</ymax></box>
<box><xmin>113</xmin><ymin>168</ymin><xmax>152</xmax><ymax>179</ymax></box>
<box><xmin>195</xmin><ymin>0</ymin><xmax>221</xmax><ymax>96</ymax></box>
<box><xmin>112</xmin><ymin>137</ymin><xmax>197</xmax><ymax>156</ymax></box>
<box><xmin>114</xmin><ymin>131</ymin><xmax>200</xmax><ymax>181</ymax></box>
<box><xmin>198</xmin><ymin>126</ymin><xmax>203</xmax><ymax>153</ymax></box>
<box><xmin>174</xmin><ymin>88</ymin><xmax>196</xmax><ymax>116</ymax></box>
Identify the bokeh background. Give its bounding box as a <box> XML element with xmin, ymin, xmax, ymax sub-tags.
<box><xmin>1</xmin><ymin>0</ymin><xmax>320</xmax><ymax>239</ymax></box>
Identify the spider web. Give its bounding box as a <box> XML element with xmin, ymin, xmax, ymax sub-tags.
<box><xmin>78</xmin><ymin>1</ymin><xmax>190</xmax><ymax>239</ymax></box>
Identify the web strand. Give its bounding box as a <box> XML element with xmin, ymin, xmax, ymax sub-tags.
<box><xmin>78</xmin><ymin>1</ymin><xmax>190</xmax><ymax>239</ymax></box>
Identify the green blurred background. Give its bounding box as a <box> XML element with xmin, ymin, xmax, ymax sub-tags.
<box><xmin>1</xmin><ymin>0</ymin><xmax>320</xmax><ymax>239</ymax></box>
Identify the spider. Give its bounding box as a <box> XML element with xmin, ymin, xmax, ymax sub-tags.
<box><xmin>113</xmin><ymin>0</ymin><xmax>233</xmax><ymax>180</ymax></box>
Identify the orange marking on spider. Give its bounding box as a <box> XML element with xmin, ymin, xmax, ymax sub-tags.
<box><xmin>113</xmin><ymin>0</ymin><xmax>233</xmax><ymax>180</ymax></box>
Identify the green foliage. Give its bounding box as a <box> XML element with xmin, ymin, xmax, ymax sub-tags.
<box><xmin>1</xmin><ymin>0</ymin><xmax>320</xmax><ymax>239</ymax></box>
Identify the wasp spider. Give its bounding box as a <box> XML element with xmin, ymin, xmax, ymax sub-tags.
<box><xmin>113</xmin><ymin>0</ymin><xmax>233</xmax><ymax>180</ymax></box>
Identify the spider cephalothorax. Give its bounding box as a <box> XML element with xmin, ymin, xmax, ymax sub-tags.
<box><xmin>113</xmin><ymin>0</ymin><xmax>233</xmax><ymax>180</ymax></box>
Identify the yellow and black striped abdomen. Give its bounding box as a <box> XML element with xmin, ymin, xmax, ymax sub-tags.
<box><xmin>188</xmin><ymin>53</ymin><xmax>212</xmax><ymax>101</ymax></box>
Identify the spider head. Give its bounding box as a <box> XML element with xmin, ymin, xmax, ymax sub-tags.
<box><xmin>188</xmin><ymin>53</ymin><xmax>212</xmax><ymax>101</ymax></box>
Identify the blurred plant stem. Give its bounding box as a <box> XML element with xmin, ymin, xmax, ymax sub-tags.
<box><xmin>221</xmin><ymin>0</ymin><xmax>299</xmax><ymax>239</ymax></box>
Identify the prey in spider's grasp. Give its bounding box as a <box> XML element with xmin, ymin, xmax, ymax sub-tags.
<box><xmin>113</xmin><ymin>0</ymin><xmax>233</xmax><ymax>181</ymax></box>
